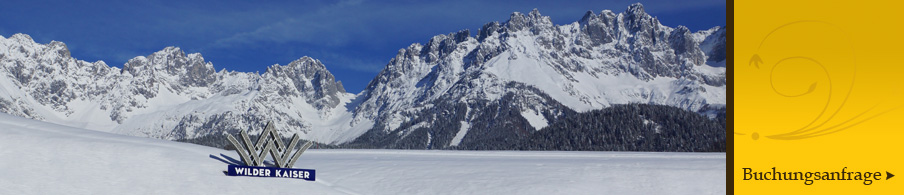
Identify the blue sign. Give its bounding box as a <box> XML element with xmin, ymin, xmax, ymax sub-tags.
<box><xmin>227</xmin><ymin>164</ymin><xmax>316</xmax><ymax>181</ymax></box>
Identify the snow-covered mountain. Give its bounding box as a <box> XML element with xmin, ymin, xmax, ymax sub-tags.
<box><xmin>346</xmin><ymin>3</ymin><xmax>725</xmax><ymax>148</ymax></box>
<box><xmin>0</xmin><ymin>3</ymin><xmax>724</xmax><ymax>149</ymax></box>
<box><xmin>0</xmin><ymin>35</ymin><xmax>371</xmax><ymax>144</ymax></box>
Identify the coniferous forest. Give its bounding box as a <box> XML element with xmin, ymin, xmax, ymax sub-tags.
<box><xmin>178</xmin><ymin>104</ymin><xmax>725</xmax><ymax>152</ymax></box>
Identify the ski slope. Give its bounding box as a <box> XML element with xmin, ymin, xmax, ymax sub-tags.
<box><xmin>0</xmin><ymin>113</ymin><xmax>725</xmax><ymax>194</ymax></box>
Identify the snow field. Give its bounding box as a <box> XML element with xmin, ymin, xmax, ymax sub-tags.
<box><xmin>0</xmin><ymin>113</ymin><xmax>724</xmax><ymax>195</ymax></box>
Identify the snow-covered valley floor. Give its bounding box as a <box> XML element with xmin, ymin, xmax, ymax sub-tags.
<box><xmin>0</xmin><ymin>113</ymin><xmax>725</xmax><ymax>194</ymax></box>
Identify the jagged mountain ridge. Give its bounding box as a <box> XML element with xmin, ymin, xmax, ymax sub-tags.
<box><xmin>0</xmin><ymin>35</ymin><xmax>371</xmax><ymax>144</ymax></box>
<box><xmin>346</xmin><ymin>3</ymin><xmax>725</xmax><ymax>149</ymax></box>
<box><xmin>0</xmin><ymin>3</ymin><xmax>725</xmax><ymax>149</ymax></box>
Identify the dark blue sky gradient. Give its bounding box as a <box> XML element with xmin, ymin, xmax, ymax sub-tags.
<box><xmin>0</xmin><ymin>0</ymin><xmax>725</xmax><ymax>93</ymax></box>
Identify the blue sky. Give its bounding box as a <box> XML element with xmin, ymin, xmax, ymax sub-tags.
<box><xmin>0</xmin><ymin>0</ymin><xmax>724</xmax><ymax>93</ymax></box>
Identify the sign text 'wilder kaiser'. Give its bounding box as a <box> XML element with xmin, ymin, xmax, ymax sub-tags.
<box><xmin>225</xmin><ymin>121</ymin><xmax>315</xmax><ymax>181</ymax></box>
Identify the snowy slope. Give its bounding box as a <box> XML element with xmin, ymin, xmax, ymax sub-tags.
<box><xmin>0</xmin><ymin>113</ymin><xmax>725</xmax><ymax>194</ymax></box>
<box><xmin>0</xmin><ymin>113</ymin><xmax>348</xmax><ymax>194</ymax></box>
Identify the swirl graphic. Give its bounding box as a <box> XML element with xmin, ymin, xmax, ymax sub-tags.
<box><xmin>741</xmin><ymin>20</ymin><xmax>897</xmax><ymax>140</ymax></box>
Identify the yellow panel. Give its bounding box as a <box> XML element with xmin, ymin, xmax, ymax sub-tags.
<box><xmin>735</xmin><ymin>0</ymin><xmax>904</xmax><ymax>193</ymax></box>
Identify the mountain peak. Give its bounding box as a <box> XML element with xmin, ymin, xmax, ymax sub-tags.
<box><xmin>529</xmin><ymin>8</ymin><xmax>542</xmax><ymax>18</ymax></box>
<box><xmin>154</xmin><ymin>46</ymin><xmax>187</xmax><ymax>58</ymax></box>
<box><xmin>285</xmin><ymin>56</ymin><xmax>328</xmax><ymax>73</ymax></box>
<box><xmin>162</xmin><ymin>46</ymin><xmax>180</xmax><ymax>51</ymax></box>
<box><xmin>674</xmin><ymin>25</ymin><xmax>690</xmax><ymax>34</ymax></box>
<box><xmin>268</xmin><ymin>56</ymin><xmax>341</xmax><ymax>81</ymax></box>
<box><xmin>264</xmin><ymin>56</ymin><xmax>347</xmax><ymax>109</ymax></box>
<box><xmin>289</xmin><ymin>56</ymin><xmax>317</xmax><ymax>65</ymax></box>
<box><xmin>508</xmin><ymin>11</ymin><xmax>525</xmax><ymax>21</ymax></box>
<box><xmin>47</xmin><ymin>41</ymin><xmax>71</xmax><ymax>58</ymax></box>
<box><xmin>504</xmin><ymin>8</ymin><xmax>552</xmax><ymax>32</ymax></box>
<box><xmin>627</xmin><ymin>3</ymin><xmax>645</xmax><ymax>15</ymax></box>
<box><xmin>580</xmin><ymin>10</ymin><xmax>596</xmax><ymax>22</ymax></box>
<box><xmin>10</xmin><ymin>33</ymin><xmax>33</xmax><ymax>42</ymax></box>
<box><xmin>122</xmin><ymin>46</ymin><xmax>216</xmax><ymax>89</ymax></box>
<box><xmin>477</xmin><ymin>21</ymin><xmax>501</xmax><ymax>41</ymax></box>
<box><xmin>621</xmin><ymin>2</ymin><xmax>660</xmax><ymax>37</ymax></box>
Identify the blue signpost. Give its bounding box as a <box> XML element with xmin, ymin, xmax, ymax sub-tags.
<box><xmin>227</xmin><ymin>164</ymin><xmax>316</xmax><ymax>181</ymax></box>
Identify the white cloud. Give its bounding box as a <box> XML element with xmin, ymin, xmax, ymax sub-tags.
<box><xmin>211</xmin><ymin>0</ymin><xmax>369</xmax><ymax>49</ymax></box>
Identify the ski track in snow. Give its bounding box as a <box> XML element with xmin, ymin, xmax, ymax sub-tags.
<box><xmin>0</xmin><ymin>113</ymin><xmax>725</xmax><ymax>194</ymax></box>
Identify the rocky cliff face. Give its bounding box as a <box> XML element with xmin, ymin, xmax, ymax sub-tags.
<box><xmin>347</xmin><ymin>3</ymin><xmax>725</xmax><ymax>149</ymax></box>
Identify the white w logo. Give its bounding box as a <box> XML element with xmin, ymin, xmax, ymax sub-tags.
<box><xmin>226</xmin><ymin>121</ymin><xmax>313</xmax><ymax>168</ymax></box>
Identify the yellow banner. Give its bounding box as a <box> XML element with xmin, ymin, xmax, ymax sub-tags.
<box><xmin>735</xmin><ymin>0</ymin><xmax>904</xmax><ymax>193</ymax></box>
